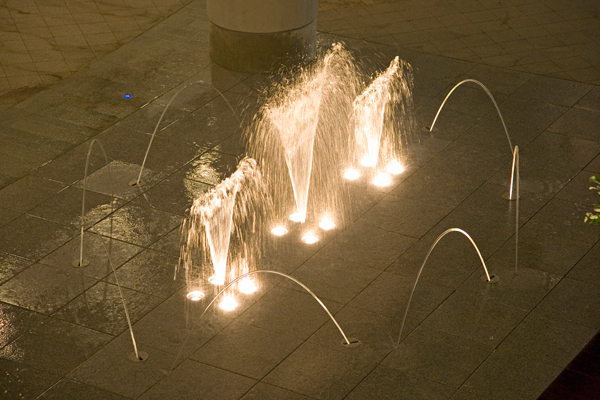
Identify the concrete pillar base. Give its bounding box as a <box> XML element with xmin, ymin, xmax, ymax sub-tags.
<box><xmin>209</xmin><ymin>21</ymin><xmax>317</xmax><ymax>74</ymax></box>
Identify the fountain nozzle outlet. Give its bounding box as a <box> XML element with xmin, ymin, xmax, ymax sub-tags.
<box><xmin>71</xmin><ymin>258</ymin><xmax>90</xmax><ymax>268</ymax></box>
<box><xmin>481</xmin><ymin>274</ymin><xmax>500</xmax><ymax>284</ymax></box>
<box><xmin>128</xmin><ymin>179</ymin><xmax>146</xmax><ymax>187</ymax></box>
<box><xmin>341</xmin><ymin>337</ymin><xmax>362</xmax><ymax>348</ymax></box>
<box><xmin>128</xmin><ymin>351</ymin><xmax>149</xmax><ymax>363</ymax></box>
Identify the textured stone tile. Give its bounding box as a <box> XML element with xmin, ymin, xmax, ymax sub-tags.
<box><xmin>259</xmin><ymin>235</ymin><xmax>316</xmax><ymax>274</ymax></box>
<box><xmin>149</xmin><ymin>225</ymin><xmax>181</xmax><ymax>256</ymax></box>
<box><xmin>29</xmin><ymin>186</ymin><xmax>125</xmax><ymax>228</ymax></box>
<box><xmin>0</xmin><ymin>175</ymin><xmax>65</xmax><ymax>213</ymax></box>
<box><xmin>74</xmin><ymin>160</ymin><xmax>164</xmax><ymax>200</ymax></box>
<box><xmin>54</xmin><ymin>280</ymin><xmax>162</xmax><ymax>336</ymax></box>
<box><xmin>0</xmin><ymin>253</ymin><xmax>33</xmax><ymax>284</ymax></box>
<box><xmin>452</xmin><ymin>182</ymin><xmax>549</xmax><ymax>226</ymax></box>
<box><xmin>556</xmin><ymin>170</ymin><xmax>600</xmax><ymax>206</ymax></box>
<box><xmin>509</xmin><ymin>75</ymin><xmax>592</xmax><ymax>107</ymax></box>
<box><xmin>68</xmin><ymin>334</ymin><xmax>173</xmax><ymax>399</ymax></box>
<box><xmin>138</xmin><ymin>169</ymin><xmax>210</xmax><ymax>217</ymax></box>
<box><xmin>0</xmin><ymin>317</ymin><xmax>112</xmax><ymax>375</ymax></box>
<box><xmin>241</xmin><ymin>383</ymin><xmax>314</xmax><ymax>400</ymax></box>
<box><xmin>116</xmin><ymin>135</ymin><xmax>206</xmax><ymax>176</ymax></box>
<box><xmin>319</xmin><ymin>219</ymin><xmax>416</xmax><ymax>270</ymax></box>
<box><xmin>417</xmin><ymin>106</ymin><xmax>480</xmax><ymax>142</ymax></box>
<box><xmin>493</xmin><ymin>225</ymin><xmax>592</xmax><ymax>276</ymax></box>
<box><xmin>387</xmin><ymin>240</ymin><xmax>482</xmax><ymax>290</ymax></box>
<box><xmin>454</xmin><ymin>112</ymin><xmax>542</xmax><ymax>151</ymax></box>
<box><xmin>177</xmin><ymin>150</ymin><xmax>239</xmax><ymax>186</ymax></box>
<box><xmin>498</xmin><ymin>96</ymin><xmax>568</xmax><ymax>130</ymax></box>
<box><xmin>392</xmin><ymin>171</ymin><xmax>478</xmax><ymax>214</ymax></box>
<box><xmin>462</xmin><ymin>348</ymin><xmax>561</xmax><ymax>400</ymax></box>
<box><xmin>498</xmin><ymin>312</ymin><xmax>596</xmax><ymax>367</ymax></box>
<box><xmin>548</xmin><ymin>107</ymin><xmax>600</xmax><ymax>142</ymax></box>
<box><xmin>525</xmin><ymin>198</ymin><xmax>600</xmax><ymax>244</ymax></box>
<box><xmin>384</xmin><ymin>326</ymin><xmax>493</xmax><ymax>388</ymax></box>
<box><xmin>308</xmin><ymin>306</ymin><xmax>397</xmax><ymax>363</ymax></box>
<box><xmin>140</xmin><ymin>359</ymin><xmax>256</xmax><ymax>400</ymax></box>
<box><xmin>283</xmin><ymin>253</ymin><xmax>380</xmax><ymax>304</ymax></box>
<box><xmin>576</xmin><ymin>86</ymin><xmax>600</xmax><ymax>112</ymax></box>
<box><xmin>132</xmin><ymin>291</ymin><xmax>230</xmax><ymax>359</ymax></box>
<box><xmin>104</xmin><ymin>249</ymin><xmax>183</xmax><ymax>299</ymax></box>
<box><xmin>567</xmin><ymin>243</ymin><xmax>600</xmax><ymax>285</ymax></box>
<box><xmin>37</xmin><ymin>379</ymin><xmax>129</xmax><ymax>400</ymax></box>
<box><xmin>92</xmin><ymin>202</ymin><xmax>181</xmax><ymax>247</ymax></box>
<box><xmin>31</xmin><ymin>143</ymin><xmax>111</xmax><ymax>186</ymax></box>
<box><xmin>0</xmin><ymin>358</ymin><xmax>58</xmax><ymax>399</ymax></box>
<box><xmin>420</xmin><ymin>288</ymin><xmax>528</xmax><ymax>347</ymax></box>
<box><xmin>359</xmin><ymin>193</ymin><xmax>451</xmax><ymax>238</ymax></box>
<box><xmin>237</xmin><ymin>286</ymin><xmax>342</xmax><ymax>341</ymax></box>
<box><xmin>457</xmin><ymin>259</ymin><xmax>561</xmax><ymax>311</ymax></box>
<box><xmin>0</xmin><ymin>263</ymin><xmax>95</xmax><ymax>314</ymax></box>
<box><xmin>191</xmin><ymin>320</ymin><xmax>302</xmax><ymax>379</ymax></box>
<box><xmin>527</xmin><ymin>132</ymin><xmax>600</xmax><ymax>172</ymax></box>
<box><xmin>420</xmin><ymin>209</ymin><xmax>514</xmax><ymax>259</ymax></box>
<box><xmin>348</xmin><ymin>272</ymin><xmax>453</xmax><ymax>340</ymax></box>
<box><xmin>0</xmin><ymin>301</ymin><xmax>46</xmax><ymax>347</ymax></box>
<box><xmin>264</xmin><ymin>342</ymin><xmax>377</xmax><ymax>400</ymax></box>
<box><xmin>40</xmin><ymin>232</ymin><xmax>143</xmax><ymax>280</ymax></box>
<box><xmin>344</xmin><ymin>364</ymin><xmax>455</xmax><ymax>400</ymax></box>
<box><xmin>532</xmin><ymin>278</ymin><xmax>600</xmax><ymax>329</ymax></box>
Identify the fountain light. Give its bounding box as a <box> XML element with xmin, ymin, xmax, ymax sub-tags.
<box><xmin>302</xmin><ymin>231</ymin><xmax>319</xmax><ymax>244</ymax></box>
<box><xmin>386</xmin><ymin>160</ymin><xmax>405</xmax><ymax>175</ymax></box>
<box><xmin>219</xmin><ymin>295</ymin><xmax>238</xmax><ymax>311</ymax></box>
<box><xmin>319</xmin><ymin>215</ymin><xmax>335</xmax><ymax>230</ymax></box>
<box><xmin>271</xmin><ymin>226</ymin><xmax>288</xmax><ymax>236</ymax></box>
<box><xmin>238</xmin><ymin>277</ymin><xmax>258</xmax><ymax>294</ymax></box>
<box><xmin>186</xmin><ymin>290</ymin><xmax>205</xmax><ymax>301</ymax></box>
<box><xmin>344</xmin><ymin>167</ymin><xmax>360</xmax><ymax>180</ymax></box>
<box><xmin>208</xmin><ymin>274</ymin><xmax>225</xmax><ymax>285</ymax></box>
<box><xmin>289</xmin><ymin>212</ymin><xmax>304</xmax><ymax>223</ymax></box>
<box><xmin>373</xmin><ymin>172</ymin><xmax>392</xmax><ymax>187</ymax></box>
<box><xmin>360</xmin><ymin>156</ymin><xmax>377</xmax><ymax>167</ymax></box>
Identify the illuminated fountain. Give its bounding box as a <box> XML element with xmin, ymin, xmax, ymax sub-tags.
<box><xmin>349</xmin><ymin>56</ymin><xmax>414</xmax><ymax>186</ymax></box>
<box><xmin>179</xmin><ymin>157</ymin><xmax>268</xmax><ymax>300</ymax></box>
<box><xmin>248</xmin><ymin>43</ymin><xmax>415</xmax><ymax>241</ymax></box>
<box><xmin>247</xmin><ymin>43</ymin><xmax>360</xmax><ymax>237</ymax></box>
<box><xmin>396</xmin><ymin>228</ymin><xmax>498</xmax><ymax>346</ymax></box>
<box><xmin>73</xmin><ymin>138</ymin><xmax>145</xmax><ymax>361</ymax></box>
<box><xmin>171</xmin><ymin>269</ymin><xmax>361</xmax><ymax>371</ymax></box>
<box><xmin>424</xmin><ymin>79</ymin><xmax>520</xmax><ymax>272</ymax></box>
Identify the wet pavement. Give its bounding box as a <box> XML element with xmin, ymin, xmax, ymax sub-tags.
<box><xmin>0</xmin><ymin>0</ymin><xmax>599</xmax><ymax>399</ymax></box>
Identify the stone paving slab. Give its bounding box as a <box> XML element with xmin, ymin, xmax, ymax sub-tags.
<box><xmin>0</xmin><ymin>1</ymin><xmax>598</xmax><ymax>399</ymax></box>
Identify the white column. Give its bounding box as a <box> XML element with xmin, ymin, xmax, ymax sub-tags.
<box><xmin>207</xmin><ymin>0</ymin><xmax>318</xmax><ymax>73</ymax></box>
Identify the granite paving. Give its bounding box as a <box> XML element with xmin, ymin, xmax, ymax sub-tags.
<box><xmin>0</xmin><ymin>0</ymin><xmax>599</xmax><ymax>399</ymax></box>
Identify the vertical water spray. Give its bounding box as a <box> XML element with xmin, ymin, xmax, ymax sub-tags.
<box><xmin>247</xmin><ymin>43</ymin><xmax>362</xmax><ymax>230</ymax></box>
<box><xmin>179</xmin><ymin>157</ymin><xmax>268</xmax><ymax>297</ymax></box>
<box><xmin>349</xmin><ymin>56</ymin><xmax>414</xmax><ymax>179</ymax></box>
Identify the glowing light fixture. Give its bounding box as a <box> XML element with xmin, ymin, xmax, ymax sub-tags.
<box><xmin>319</xmin><ymin>215</ymin><xmax>335</xmax><ymax>230</ymax></box>
<box><xmin>302</xmin><ymin>231</ymin><xmax>319</xmax><ymax>244</ymax></box>
<box><xmin>208</xmin><ymin>274</ymin><xmax>225</xmax><ymax>285</ymax></box>
<box><xmin>373</xmin><ymin>172</ymin><xmax>392</xmax><ymax>187</ymax></box>
<box><xmin>386</xmin><ymin>160</ymin><xmax>405</xmax><ymax>175</ymax></box>
<box><xmin>186</xmin><ymin>290</ymin><xmax>205</xmax><ymax>301</ymax></box>
<box><xmin>344</xmin><ymin>167</ymin><xmax>360</xmax><ymax>180</ymax></box>
<box><xmin>271</xmin><ymin>226</ymin><xmax>288</xmax><ymax>236</ymax></box>
<box><xmin>289</xmin><ymin>212</ymin><xmax>304</xmax><ymax>222</ymax></box>
<box><xmin>238</xmin><ymin>277</ymin><xmax>258</xmax><ymax>294</ymax></box>
<box><xmin>360</xmin><ymin>156</ymin><xmax>376</xmax><ymax>167</ymax></box>
<box><xmin>219</xmin><ymin>295</ymin><xmax>238</xmax><ymax>311</ymax></box>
